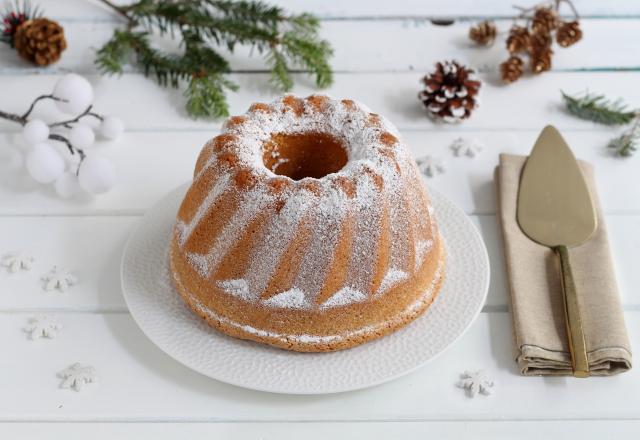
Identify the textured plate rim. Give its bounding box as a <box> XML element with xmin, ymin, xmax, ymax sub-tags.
<box><xmin>121</xmin><ymin>183</ymin><xmax>490</xmax><ymax>395</ymax></box>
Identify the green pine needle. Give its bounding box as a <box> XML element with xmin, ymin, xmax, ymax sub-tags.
<box><xmin>185</xmin><ymin>75</ymin><xmax>239</xmax><ymax>119</ymax></box>
<box><xmin>266</xmin><ymin>48</ymin><xmax>293</xmax><ymax>91</ymax></box>
<box><xmin>608</xmin><ymin>120</ymin><xmax>640</xmax><ymax>157</ymax></box>
<box><xmin>561</xmin><ymin>90</ymin><xmax>637</xmax><ymax>126</ymax></box>
<box><xmin>95</xmin><ymin>0</ymin><xmax>334</xmax><ymax>119</ymax></box>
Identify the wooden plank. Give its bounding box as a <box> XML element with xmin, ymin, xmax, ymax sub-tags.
<box><xmin>2</xmin><ymin>19</ymin><xmax>639</xmax><ymax>74</ymax></box>
<box><xmin>1</xmin><ymin>72</ymin><xmax>639</xmax><ymax>134</ymax></box>
<box><xmin>40</xmin><ymin>0</ymin><xmax>640</xmax><ymax>21</ymax></box>
<box><xmin>1</xmin><ymin>129</ymin><xmax>638</xmax><ymax>215</ymax></box>
<box><xmin>1</xmin><ymin>213</ymin><xmax>636</xmax><ymax>311</ymax></box>
<box><xmin>0</xmin><ymin>216</ymin><xmax>135</xmax><ymax>311</ymax></box>
<box><xmin>2</xmin><ymin>420</ymin><xmax>640</xmax><ymax>440</ymax></box>
<box><xmin>1</xmin><ymin>312</ymin><xmax>639</xmax><ymax>421</ymax></box>
<box><xmin>271</xmin><ymin>0</ymin><xmax>640</xmax><ymax>19</ymax></box>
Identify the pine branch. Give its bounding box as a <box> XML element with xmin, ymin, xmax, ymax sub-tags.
<box><xmin>561</xmin><ymin>90</ymin><xmax>637</xmax><ymax>126</ymax></box>
<box><xmin>94</xmin><ymin>0</ymin><xmax>333</xmax><ymax>119</ymax></box>
<box><xmin>266</xmin><ymin>48</ymin><xmax>293</xmax><ymax>91</ymax></box>
<box><xmin>185</xmin><ymin>74</ymin><xmax>238</xmax><ymax>118</ymax></box>
<box><xmin>282</xmin><ymin>33</ymin><xmax>333</xmax><ymax>88</ymax></box>
<box><xmin>609</xmin><ymin>118</ymin><xmax>640</xmax><ymax>157</ymax></box>
<box><xmin>281</xmin><ymin>14</ymin><xmax>333</xmax><ymax>88</ymax></box>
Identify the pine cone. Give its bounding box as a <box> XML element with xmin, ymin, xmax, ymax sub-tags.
<box><xmin>529</xmin><ymin>30</ymin><xmax>553</xmax><ymax>53</ymax></box>
<box><xmin>469</xmin><ymin>20</ymin><xmax>497</xmax><ymax>46</ymax></box>
<box><xmin>418</xmin><ymin>60</ymin><xmax>481</xmax><ymax>123</ymax></box>
<box><xmin>500</xmin><ymin>56</ymin><xmax>524</xmax><ymax>83</ymax></box>
<box><xmin>530</xmin><ymin>48</ymin><xmax>552</xmax><ymax>74</ymax></box>
<box><xmin>529</xmin><ymin>29</ymin><xmax>553</xmax><ymax>74</ymax></box>
<box><xmin>14</xmin><ymin>18</ymin><xmax>67</xmax><ymax>66</ymax></box>
<box><xmin>506</xmin><ymin>26</ymin><xmax>531</xmax><ymax>54</ymax></box>
<box><xmin>556</xmin><ymin>20</ymin><xmax>582</xmax><ymax>47</ymax></box>
<box><xmin>531</xmin><ymin>7</ymin><xmax>558</xmax><ymax>34</ymax></box>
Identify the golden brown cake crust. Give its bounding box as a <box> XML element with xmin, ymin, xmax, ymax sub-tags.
<box><xmin>170</xmin><ymin>95</ymin><xmax>445</xmax><ymax>352</ymax></box>
<box><xmin>171</xmin><ymin>236</ymin><xmax>445</xmax><ymax>352</ymax></box>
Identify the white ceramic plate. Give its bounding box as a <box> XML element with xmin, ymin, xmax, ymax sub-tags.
<box><xmin>121</xmin><ymin>184</ymin><xmax>489</xmax><ymax>394</ymax></box>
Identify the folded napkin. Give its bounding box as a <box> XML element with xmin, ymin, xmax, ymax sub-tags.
<box><xmin>496</xmin><ymin>154</ymin><xmax>632</xmax><ymax>376</ymax></box>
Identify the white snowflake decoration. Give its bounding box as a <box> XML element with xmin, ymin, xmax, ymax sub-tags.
<box><xmin>23</xmin><ymin>315</ymin><xmax>63</xmax><ymax>340</ymax></box>
<box><xmin>450</xmin><ymin>137</ymin><xmax>484</xmax><ymax>158</ymax></box>
<box><xmin>416</xmin><ymin>155</ymin><xmax>446</xmax><ymax>178</ymax></box>
<box><xmin>42</xmin><ymin>266</ymin><xmax>78</xmax><ymax>292</ymax></box>
<box><xmin>457</xmin><ymin>370</ymin><xmax>494</xmax><ymax>397</ymax></box>
<box><xmin>58</xmin><ymin>363</ymin><xmax>97</xmax><ymax>391</ymax></box>
<box><xmin>2</xmin><ymin>252</ymin><xmax>34</xmax><ymax>273</ymax></box>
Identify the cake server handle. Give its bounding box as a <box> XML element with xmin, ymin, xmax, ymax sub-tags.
<box><xmin>555</xmin><ymin>245</ymin><xmax>590</xmax><ymax>378</ymax></box>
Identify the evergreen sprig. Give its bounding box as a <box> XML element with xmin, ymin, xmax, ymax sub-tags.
<box><xmin>561</xmin><ymin>90</ymin><xmax>636</xmax><ymax>125</ymax></box>
<box><xmin>95</xmin><ymin>0</ymin><xmax>333</xmax><ymax>118</ymax></box>
<box><xmin>608</xmin><ymin>119</ymin><xmax>640</xmax><ymax>157</ymax></box>
<box><xmin>561</xmin><ymin>90</ymin><xmax>640</xmax><ymax>157</ymax></box>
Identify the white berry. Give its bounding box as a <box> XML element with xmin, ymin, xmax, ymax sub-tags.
<box><xmin>25</xmin><ymin>143</ymin><xmax>65</xmax><ymax>184</ymax></box>
<box><xmin>53</xmin><ymin>74</ymin><xmax>94</xmax><ymax>115</ymax></box>
<box><xmin>54</xmin><ymin>172</ymin><xmax>81</xmax><ymax>198</ymax></box>
<box><xmin>78</xmin><ymin>155</ymin><xmax>116</xmax><ymax>194</ymax></box>
<box><xmin>22</xmin><ymin>119</ymin><xmax>50</xmax><ymax>145</ymax></box>
<box><xmin>100</xmin><ymin>116</ymin><xmax>124</xmax><ymax>140</ymax></box>
<box><xmin>68</xmin><ymin>124</ymin><xmax>95</xmax><ymax>149</ymax></box>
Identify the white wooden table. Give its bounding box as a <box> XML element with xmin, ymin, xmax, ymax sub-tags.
<box><xmin>1</xmin><ymin>1</ymin><xmax>639</xmax><ymax>438</ymax></box>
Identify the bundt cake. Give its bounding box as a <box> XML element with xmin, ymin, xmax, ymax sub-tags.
<box><xmin>170</xmin><ymin>95</ymin><xmax>445</xmax><ymax>352</ymax></box>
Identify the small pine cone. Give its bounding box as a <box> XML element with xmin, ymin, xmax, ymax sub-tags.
<box><xmin>530</xmin><ymin>48</ymin><xmax>553</xmax><ymax>74</ymax></box>
<box><xmin>14</xmin><ymin>18</ymin><xmax>67</xmax><ymax>66</ymax></box>
<box><xmin>530</xmin><ymin>30</ymin><xmax>553</xmax><ymax>51</ymax></box>
<box><xmin>531</xmin><ymin>6</ymin><xmax>558</xmax><ymax>34</ymax></box>
<box><xmin>469</xmin><ymin>20</ymin><xmax>497</xmax><ymax>46</ymax></box>
<box><xmin>556</xmin><ymin>20</ymin><xmax>583</xmax><ymax>47</ymax></box>
<box><xmin>529</xmin><ymin>29</ymin><xmax>553</xmax><ymax>74</ymax></box>
<box><xmin>506</xmin><ymin>26</ymin><xmax>531</xmax><ymax>54</ymax></box>
<box><xmin>418</xmin><ymin>60</ymin><xmax>482</xmax><ymax>123</ymax></box>
<box><xmin>500</xmin><ymin>56</ymin><xmax>524</xmax><ymax>83</ymax></box>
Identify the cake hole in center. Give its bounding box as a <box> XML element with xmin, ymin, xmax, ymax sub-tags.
<box><xmin>263</xmin><ymin>132</ymin><xmax>348</xmax><ymax>180</ymax></box>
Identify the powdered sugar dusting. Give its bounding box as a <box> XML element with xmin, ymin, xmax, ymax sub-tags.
<box><xmin>321</xmin><ymin>286</ymin><xmax>367</xmax><ymax>309</ymax></box>
<box><xmin>344</xmin><ymin>171</ymin><xmax>384</xmax><ymax>292</ymax></box>
<box><xmin>218</xmin><ymin>279</ymin><xmax>253</xmax><ymax>301</ymax></box>
<box><xmin>243</xmin><ymin>192</ymin><xmax>313</xmax><ymax>295</ymax></box>
<box><xmin>415</xmin><ymin>239</ymin><xmax>434</xmax><ymax>270</ymax></box>
<box><xmin>198</xmin><ymin>187</ymin><xmax>273</xmax><ymax>277</ymax></box>
<box><xmin>375</xmin><ymin>268</ymin><xmax>409</xmax><ymax>297</ymax></box>
<box><xmin>172</xmin><ymin>255</ymin><xmax>445</xmax><ymax>345</ymax></box>
<box><xmin>263</xmin><ymin>288</ymin><xmax>308</xmax><ymax>309</ymax></box>
<box><xmin>175</xmin><ymin>95</ymin><xmax>440</xmax><ymax>310</ymax></box>
<box><xmin>292</xmin><ymin>184</ymin><xmax>349</xmax><ymax>298</ymax></box>
<box><xmin>178</xmin><ymin>174</ymin><xmax>231</xmax><ymax>246</ymax></box>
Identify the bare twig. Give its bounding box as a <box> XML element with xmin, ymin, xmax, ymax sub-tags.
<box><xmin>0</xmin><ymin>109</ymin><xmax>25</xmax><ymax>125</ymax></box>
<box><xmin>48</xmin><ymin>133</ymin><xmax>76</xmax><ymax>155</ymax></box>
<box><xmin>49</xmin><ymin>105</ymin><xmax>103</xmax><ymax>128</ymax></box>
<box><xmin>21</xmin><ymin>94</ymin><xmax>66</xmax><ymax>120</ymax></box>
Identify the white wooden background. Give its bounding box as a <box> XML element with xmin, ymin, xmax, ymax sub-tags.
<box><xmin>1</xmin><ymin>1</ymin><xmax>640</xmax><ymax>438</ymax></box>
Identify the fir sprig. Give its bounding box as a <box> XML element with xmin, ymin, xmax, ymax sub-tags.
<box><xmin>561</xmin><ymin>90</ymin><xmax>640</xmax><ymax>157</ymax></box>
<box><xmin>95</xmin><ymin>0</ymin><xmax>334</xmax><ymax>118</ymax></box>
<box><xmin>561</xmin><ymin>90</ymin><xmax>636</xmax><ymax>125</ymax></box>
<box><xmin>609</xmin><ymin>119</ymin><xmax>640</xmax><ymax>157</ymax></box>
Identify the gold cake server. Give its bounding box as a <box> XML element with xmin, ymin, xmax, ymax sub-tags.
<box><xmin>517</xmin><ymin>125</ymin><xmax>598</xmax><ymax>378</ymax></box>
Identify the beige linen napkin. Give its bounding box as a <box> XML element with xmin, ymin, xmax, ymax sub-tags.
<box><xmin>496</xmin><ymin>154</ymin><xmax>632</xmax><ymax>376</ymax></box>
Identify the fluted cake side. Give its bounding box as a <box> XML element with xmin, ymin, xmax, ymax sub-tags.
<box><xmin>170</xmin><ymin>94</ymin><xmax>445</xmax><ymax>352</ymax></box>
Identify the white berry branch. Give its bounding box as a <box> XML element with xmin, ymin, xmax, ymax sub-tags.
<box><xmin>0</xmin><ymin>74</ymin><xmax>124</xmax><ymax>197</ymax></box>
<box><xmin>0</xmin><ymin>94</ymin><xmax>96</xmax><ymax>164</ymax></box>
